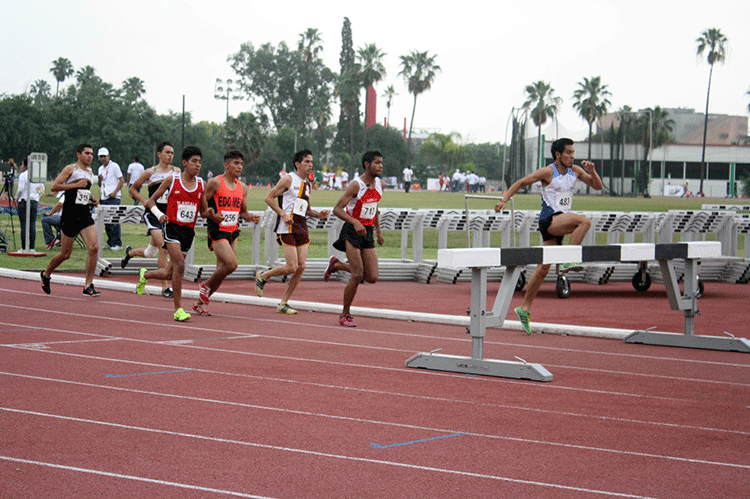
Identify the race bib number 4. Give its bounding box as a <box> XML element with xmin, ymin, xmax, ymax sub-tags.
<box><xmin>220</xmin><ymin>210</ymin><xmax>239</xmax><ymax>227</ymax></box>
<box><xmin>157</xmin><ymin>189</ymin><xmax>169</xmax><ymax>204</ymax></box>
<box><xmin>176</xmin><ymin>203</ymin><xmax>197</xmax><ymax>223</ymax></box>
<box><xmin>292</xmin><ymin>198</ymin><xmax>308</xmax><ymax>217</ymax></box>
<box><xmin>555</xmin><ymin>192</ymin><xmax>573</xmax><ymax>212</ymax></box>
<box><xmin>75</xmin><ymin>189</ymin><xmax>91</xmax><ymax>205</ymax></box>
<box><xmin>360</xmin><ymin>202</ymin><xmax>377</xmax><ymax>220</ymax></box>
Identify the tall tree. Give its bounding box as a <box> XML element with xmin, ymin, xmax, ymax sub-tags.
<box><xmin>696</xmin><ymin>27</ymin><xmax>728</xmax><ymax>194</ymax></box>
<box><xmin>398</xmin><ymin>50</ymin><xmax>441</xmax><ymax>161</ymax></box>
<box><xmin>29</xmin><ymin>80</ymin><xmax>52</xmax><ymax>105</ymax></box>
<box><xmin>419</xmin><ymin>132</ymin><xmax>467</xmax><ymax>175</ymax></box>
<box><xmin>523</xmin><ymin>80</ymin><xmax>561</xmax><ymax>171</ymax></box>
<box><xmin>382</xmin><ymin>85</ymin><xmax>397</xmax><ymax>127</ymax></box>
<box><xmin>122</xmin><ymin>77</ymin><xmax>146</xmax><ymax>101</ymax></box>
<box><xmin>49</xmin><ymin>57</ymin><xmax>74</xmax><ymax>97</ymax></box>
<box><xmin>572</xmin><ymin>76</ymin><xmax>611</xmax><ymax>160</ymax></box>
<box><xmin>635</xmin><ymin>106</ymin><xmax>675</xmax><ymax>195</ymax></box>
<box><xmin>297</xmin><ymin>28</ymin><xmax>323</xmax><ymax>136</ymax></box>
<box><xmin>334</xmin><ymin>17</ymin><xmax>361</xmax><ymax>163</ymax></box>
<box><xmin>357</xmin><ymin>43</ymin><xmax>387</xmax><ymax>139</ymax></box>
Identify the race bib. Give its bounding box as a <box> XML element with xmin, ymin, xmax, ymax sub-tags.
<box><xmin>360</xmin><ymin>202</ymin><xmax>377</xmax><ymax>220</ymax></box>
<box><xmin>555</xmin><ymin>192</ymin><xmax>573</xmax><ymax>212</ymax></box>
<box><xmin>292</xmin><ymin>198</ymin><xmax>308</xmax><ymax>217</ymax></box>
<box><xmin>75</xmin><ymin>189</ymin><xmax>91</xmax><ymax>205</ymax></box>
<box><xmin>220</xmin><ymin>210</ymin><xmax>239</xmax><ymax>227</ymax></box>
<box><xmin>176</xmin><ymin>202</ymin><xmax>197</xmax><ymax>223</ymax></box>
<box><xmin>157</xmin><ymin>189</ymin><xmax>169</xmax><ymax>204</ymax></box>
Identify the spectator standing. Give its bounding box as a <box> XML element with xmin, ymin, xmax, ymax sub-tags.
<box><xmin>97</xmin><ymin>147</ymin><xmax>124</xmax><ymax>250</ymax></box>
<box><xmin>402</xmin><ymin>165</ymin><xmax>413</xmax><ymax>193</ymax></box>
<box><xmin>126</xmin><ymin>156</ymin><xmax>145</xmax><ymax>204</ymax></box>
<box><xmin>15</xmin><ymin>158</ymin><xmax>45</xmax><ymax>250</ymax></box>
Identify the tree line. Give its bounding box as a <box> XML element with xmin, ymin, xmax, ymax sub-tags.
<box><xmin>1</xmin><ymin>22</ymin><xmax>739</xmax><ymax>195</ymax></box>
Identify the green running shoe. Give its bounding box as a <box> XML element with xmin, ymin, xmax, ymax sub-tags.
<box><xmin>136</xmin><ymin>268</ymin><xmax>147</xmax><ymax>295</ymax></box>
<box><xmin>255</xmin><ymin>271</ymin><xmax>267</xmax><ymax>297</ymax></box>
<box><xmin>514</xmin><ymin>306</ymin><xmax>532</xmax><ymax>335</ymax></box>
<box><xmin>174</xmin><ymin>308</ymin><xmax>191</xmax><ymax>322</ymax></box>
<box><xmin>276</xmin><ymin>302</ymin><xmax>297</xmax><ymax>315</ymax></box>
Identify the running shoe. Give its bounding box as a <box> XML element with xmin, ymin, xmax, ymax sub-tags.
<box><xmin>560</xmin><ymin>262</ymin><xmax>584</xmax><ymax>272</ymax></box>
<box><xmin>514</xmin><ymin>306</ymin><xmax>532</xmax><ymax>335</ymax></box>
<box><xmin>46</xmin><ymin>238</ymin><xmax>58</xmax><ymax>251</ymax></box>
<box><xmin>40</xmin><ymin>271</ymin><xmax>51</xmax><ymax>294</ymax></box>
<box><xmin>192</xmin><ymin>303</ymin><xmax>212</xmax><ymax>316</ymax></box>
<box><xmin>339</xmin><ymin>314</ymin><xmax>356</xmax><ymax>327</ymax></box>
<box><xmin>162</xmin><ymin>287</ymin><xmax>173</xmax><ymax>299</ymax></box>
<box><xmin>324</xmin><ymin>256</ymin><xmax>339</xmax><ymax>282</ymax></box>
<box><xmin>136</xmin><ymin>268</ymin><xmax>147</xmax><ymax>295</ymax></box>
<box><xmin>276</xmin><ymin>302</ymin><xmax>297</xmax><ymax>315</ymax></box>
<box><xmin>198</xmin><ymin>282</ymin><xmax>210</xmax><ymax>304</ymax></box>
<box><xmin>120</xmin><ymin>246</ymin><xmax>133</xmax><ymax>269</ymax></box>
<box><xmin>82</xmin><ymin>284</ymin><xmax>102</xmax><ymax>297</ymax></box>
<box><xmin>255</xmin><ymin>271</ymin><xmax>267</xmax><ymax>297</ymax></box>
<box><xmin>174</xmin><ymin>308</ymin><xmax>191</xmax><ymax>322</ymax></box>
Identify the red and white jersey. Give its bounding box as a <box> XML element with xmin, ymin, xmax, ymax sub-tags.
<box><xmin>165</xmin><ymin>173</ymin><xmax>204</xmax><ymax>228</ymax></box>
<box><xmin>344</xmin><ymin>176</ymin><xmax>382</xmax><ymax>226</ymax></box>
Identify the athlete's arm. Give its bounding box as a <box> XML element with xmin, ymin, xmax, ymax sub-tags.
<box><xmin>494</xmin><ymin>167</ymin><xmax>552</xmax><ymax>212</ymax></box>
<box><xmin>264</xmin><ymin>175</ymin><xmax>293</xmax><ymax>224</ymax></box>
<box><xmin>573</xmin><ymin>161</ymin><xmax>603</xmax><ymax>190</ymax></box>
<box><xmin>199</xmin><ymin>176</ymin><xmax>223</xmax><ymax>223</ymax></box>
<box><xmin>128</xmin><ymin>168</ymin><xmax>153</xmax><ymax>204</ymax></box>
<box><xmin>333</xmin><ymin>180</ymin><xmax>365</xmax><ymax>234</ymax></box>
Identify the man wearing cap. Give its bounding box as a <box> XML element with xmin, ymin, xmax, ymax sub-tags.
<box><xmin>97</xmin><ymin>147</ymin><xmax>124</xmax><ymax>250</ymax></box>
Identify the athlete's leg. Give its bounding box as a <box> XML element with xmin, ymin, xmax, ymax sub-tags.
<box><xmin>280</xmin><ymin>244</ymin><xmax>308</xmax><ymax>304</ymax></box>
<box><xmin>196</xmin><ymin>238</ymin><xmax>238</xmax><ymax>307</ymax></box>
<box><xmin>341</xmin><ymin>241</ymin><xmax>365</xmax><ymax>317</ymax></box>
<box><xmin>261</xmin><ymin>242</ymin><xmax>300</xmax><ymax>280</ymax></box>
<box><xmin>546</xmin><ymin>212</ymin><xmax>592</xmax><ymax>245</ymax></box>
<box><xmin>520</xmin><ymin>238</ymin><xmax>558</xmax><ymax>313</ymax></box>
<box><xmin>361</xmin><ymin>247</ymin><xmax>379</xmax><ymax>283</ymax></box>
<box><xmin>44</xmin><ymin>233</ymin><xmax>76</xmax><ymax>277</ymax></box>
<box><xmin>164</xmin><ymin>242</ymin><xmax>186</xmax><ymax>312</ymax></box>
<box><xmin>78</xmin><ymin>224</ymin><xmax>100</xmax><ymax>288</ymax></box>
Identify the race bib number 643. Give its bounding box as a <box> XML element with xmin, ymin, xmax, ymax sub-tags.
<box><xmin>177</xmin><ymin>203</ymin><xmax>197</xmax><ymax>223</ymax></box>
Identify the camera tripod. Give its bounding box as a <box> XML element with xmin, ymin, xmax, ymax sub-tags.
<box><xmin>0</xmin><ymin>173</ymin><xmax>17</xmax><ymax>250</ymax></box>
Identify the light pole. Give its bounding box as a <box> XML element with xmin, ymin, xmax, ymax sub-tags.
<box><xmin>214</xmin><ymin>78</ymin><xmax>241</xmax><ymax>124</ymax></box>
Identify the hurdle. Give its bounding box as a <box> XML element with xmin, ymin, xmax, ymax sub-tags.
<box><xmin>405</xmin><ymin>242</ymin><xmax>748</xmax><ymax>380</ymax></box>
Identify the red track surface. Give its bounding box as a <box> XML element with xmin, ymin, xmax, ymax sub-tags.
<box><xmin>1</xmin><ymin>272</ymin><xmax>749</xmax><ymax>498</ymax></box>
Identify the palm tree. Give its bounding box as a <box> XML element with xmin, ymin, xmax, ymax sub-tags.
<box><xmin>76</xmin><ymin>65</ymin><xmax>97</xmax><ymax>85</ymax></box>
<box><xmin>398</xmin><ymin>50</ymin><xmax>441</xmax><ymax>160</ymax></box>
<box><xmin>357</xmin><ymin>43</ymin><xmax>386</xmax><ymax>135</ymax></box>
<box><xmin>696</xmin><ymin>27</ymin><xmax>729</xmax><ymax>194</ymax></box>
<box><xmin>29</xmin><ymin>79</ymin><xmax>52</xmax><ymax>103</ymax></box>
<box><xmin>382</xmin><ymin>85</ymin><xmax>398</xmax><ymax>127</ymax></box>
<box><xmin>122</xmin><ymin>77</ymin><xmax>146</xmax><ymax>101</ymax></box>
<box><xmin>746</xmin><ymin>87</ymin><xmax>750</xmax><ymax>113</ymax></box>
<box><xmin>635</xmin><ymin>106</ymin><xmax>675</xmax><ymax>195</ymax></box>
<box><xmin>49</xmin><ymin>57</ymin><xmax>74</xmax><ymax>96</ymax></box>
<box><xmin>297</xmin><ymin>28</ymin><xmax>323</xmax><ymax>136</ymax></box>
<box><xmin>523</xmin><ymin>81</ymin><xmax>562</xmax><ymax>170</ymax></box>
<box><xmin>572</xmin><ymin>76</ymin><xmax>611</xmax><ymax>160</ymax></box>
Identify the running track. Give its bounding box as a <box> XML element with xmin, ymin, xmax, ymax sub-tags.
<box><xmin>1</xmin><ymin>271</ymin><xmax>749</xmax><ymax>498</ymax></box>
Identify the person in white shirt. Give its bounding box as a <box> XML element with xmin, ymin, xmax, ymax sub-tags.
<box><xmin>402</xmin><ymin>165</ymin><xmax>414</xmax><ymax>193</ymax></box>
<box><xmin>451</xmin><ymin>169</ymin><xmax>461</xmax><ymax>192</ymax></box>
<box><xmin>97</xmin><ymin>147</ymin><xmax>124</xmax><ymax>250</ymax></box>
<box><xmin>15</xmin><ymin>158</ymin><xmax>45</xmax><ymax>250</ymax></box>
<box><xmin>126</xmin><ymin>156</ymin><xmax>145</xmax><ymax>205</ymax></box>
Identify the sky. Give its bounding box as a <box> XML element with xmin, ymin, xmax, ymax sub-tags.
<box><xmin>3</xmin><ymin>0</ymin><xmax>749</xmax><ymax>146</ymax></box>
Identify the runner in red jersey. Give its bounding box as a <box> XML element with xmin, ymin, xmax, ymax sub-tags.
<box><xmin>327</xmin><ymin>151</ymin><xmax>385</xmax><ymax>327</ymax></box>
<box><xmin>136</xmin><ymin>146</ymin><xmax>205</xmax><ymax>321</ymax></box>
<box><xmin>192</xmin><ymin>150</ymin><xmax>260</xmax><ymax>316</ymax></box>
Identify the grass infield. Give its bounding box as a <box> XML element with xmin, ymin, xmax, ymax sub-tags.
<box><xmin>1</xmin><ymin>185</ymin><xmax>747</xmax><ymax>271</ymax></box>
